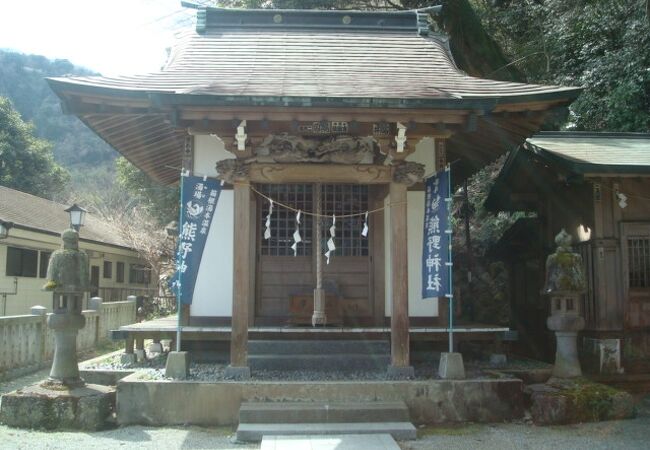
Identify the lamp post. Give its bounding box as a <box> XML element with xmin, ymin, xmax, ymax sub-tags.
<box><xmin>65</xmin><ymin>204</ymin><xmax>87</xmax><ymax>231</ymax></box>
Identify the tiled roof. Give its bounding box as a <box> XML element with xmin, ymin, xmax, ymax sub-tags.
<box><xmin>46</xmin><ymin>7</ymin><xmax>582</xmax><ymax>185</ymax></box>
<box><xmin>526</xmin><ymin>132</ymin><xmax>650</xmax><ymax>169</ymax></box>
<box><xmin>49</xmin><ymin>27</ymin><xmax>578</xmax><ymax>101</ymax></box>
<box><xmin>0</xmin><ymin>185</ymin><xmax>132</xmax><ymax>249</ymax></box>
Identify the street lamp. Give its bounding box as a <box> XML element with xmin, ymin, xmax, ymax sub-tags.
<box><xmin>0</xmin><ymin>220</ymin><xmax>13</xmax><ymax>240</ymax></box>
<box><xmin>64</xmin><ymin>204</ymin><xmax>87</xmax><ymax>231</ymax></box>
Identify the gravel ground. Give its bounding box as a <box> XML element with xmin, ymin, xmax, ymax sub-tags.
<box><xmin>139</xmin><ymin>363</ymin><xmax>490</xmax><ymax>382</ymax></box>
<box><xmin>402</xmin><ymin>396</ymin><xmax>650</xmax><ymax>450</ymax></box>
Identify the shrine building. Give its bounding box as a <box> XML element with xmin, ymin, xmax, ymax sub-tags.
<box><xmin>48</xmin><ymin>6</ymin><xmax>580</xmax><ymax>375</ymax></box>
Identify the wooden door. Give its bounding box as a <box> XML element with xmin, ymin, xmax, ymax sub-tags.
<box><xmin>621</xmin><ymin>222</ymin><xmax>650</xmax><ymax>328</ymax></box>
<box><xmin>255</xmin><ymin>183</ymin><xmax>374</xmax><ymax>326</ymax></box>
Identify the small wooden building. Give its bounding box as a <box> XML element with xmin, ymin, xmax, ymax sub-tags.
<box><xmin>48</xmin><ymin>6</ymin><xmax>579</xmax><ymax>373</ymax></box>
<box><xmin>487</xmin><ymin>132</ymin><xmax>650</xmax><ymax>372</ymax></box>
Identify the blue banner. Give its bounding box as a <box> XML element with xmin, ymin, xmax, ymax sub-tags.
<box><xmin>422</xmin><ymin>168</ymin><xmax>451</xmax><ymax>299</ymax></box>
<box><xmin>171</xmin><ymin>175</ymin><xmax>222</xmax><ymax>305</ymax></box>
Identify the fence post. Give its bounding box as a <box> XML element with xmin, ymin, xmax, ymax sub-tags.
<box><xmin>88</xmin><ymin>296</ymin><xmax>103</xmax><ymax>311</ymax></box>
<box><xmin>30</xmin><ymin>305</ymin><xmax>48</xmax><ymax>368</ymax></box>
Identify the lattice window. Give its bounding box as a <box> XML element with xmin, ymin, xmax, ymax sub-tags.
<box><xmin>260</xmin><ymin>184</ymin><xmax>313</xmax><ymax>256</ymax></box>
<box><xmin>628</xmin><ymin>237</ymin><xmax>650</xmax><ymax>288</ymax></box>
<box><xmin>320</xmin><ymin>184</ymin><xmax>369</xmax><ymax>257</ymax></box>
<box><xmin>259</xmin><ymin>184</ymin><xmax>368</xmax><ymax>257</ymax></box>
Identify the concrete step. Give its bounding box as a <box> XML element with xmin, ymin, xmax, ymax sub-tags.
<box><xmin>240</xmin><ymin>401</ymin><xmax>410</xmax><ymax>424</ymax></box>
<box><xmin>261</xmin><ymin>434</ymin><xmax>401</xmax><ymax>450</ymax></box>
<box><xmin>236</xmin><ymin>422</ymin><xmax>417</xmax><ymax>442</ymax></box>
<box><xmin>248</xmin><ymin>339</ymin><xmax>390</xmax><ymax>355</ymax></box>
<box><xmin>248</xmin><ymin>354</ymin><xmax>390</xmax><ymax>371</ymax></box>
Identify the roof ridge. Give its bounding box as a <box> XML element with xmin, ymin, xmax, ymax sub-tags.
<box><xmin>193</xmin><ymin>6</ymin><xmax>429</xmax><ymax>35</ymax></box>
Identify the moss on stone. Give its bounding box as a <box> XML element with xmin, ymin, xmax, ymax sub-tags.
<box><xmin>551</xmin><ymin>378</ymin><xmax>623</xmax><ymax>422</ymax></box>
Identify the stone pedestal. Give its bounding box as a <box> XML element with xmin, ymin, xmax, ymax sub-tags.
<box><xmin>547</xmin><ymin>311</ymin><xmax>585</xmax><ymax>378</ymax></box>
<box><xmin>551</xmin><ymin>331</ymin><xmax>582</xmax><ymax>378</ymax></box>
<box><xmin>0</xmin><ymin>383</ymin><xmax>115</xmax><ymax>431</ymax></box>
<box><xmin>165</xmin><ymin>351</ymin><xmax>190</xmax><ymax>379</ymax></box>
<box><xmin>311</xmin><ymin>288</ymin><xmax>327</xmax><ymax>326</ymax></box>
<box><xmin>149</xmin><ymin>341</ymin><xmax>164</xmax><ymax>353</ymax></box>
<box><xmin>438</xmin><ymin>352</ymin><xmax>466</xmax><ymax>379</ymax></box>
<box><xmin>47</xmin><ymin>311</ymin><xmax>86</xmax><ymax>387</ymax></box>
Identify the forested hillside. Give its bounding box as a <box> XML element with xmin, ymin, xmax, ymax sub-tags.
<box><xmin>0</xmin><ymin>50</ymin><xmax>117</xmax><ymax>192</ymax></box>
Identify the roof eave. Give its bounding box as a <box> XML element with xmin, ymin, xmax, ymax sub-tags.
<box><xmin>4</xmin><ymin>222</ymin><xmax>134</xmax><ymax>252</ymax></box>
<box><xmin>48</xmin><ymin>77</ymin><xmax>581</xmax><ymax>112</ymax></box>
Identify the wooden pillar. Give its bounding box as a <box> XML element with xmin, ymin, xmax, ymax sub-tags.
<box><xmin>125</xmin><ymin>335</ymin><xmax>134</xmax><ymax>354</ymax></box>
<box><xmin>388</xmin><ymin>181</ymin><xmax>414</xmax><ymax>378</ymax></box>
<box><xmin>227</xmin><ymin>181</ymin><xmax>252</xmax><ymax>378</ymax></box>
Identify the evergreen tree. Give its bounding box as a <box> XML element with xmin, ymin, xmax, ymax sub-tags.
<box><xmin>0</xmin><ymin>97</ymin><xmax>70</xmax><ymax>199</ymax></box>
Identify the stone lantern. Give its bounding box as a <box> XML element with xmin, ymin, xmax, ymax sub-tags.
<box><xmin>42</xmin><ymin>228</ymin><xmax>90</xmax><ymax>387</ymax></box>
<box><xmin>1</xmin><ymin>220</ymin><xmax>114</xmax><ymax>431</ymax></box>
<box><xmin>543</xmin><ymin>229</ymin><xmax>586</xmax><ymax>378</ymax></box>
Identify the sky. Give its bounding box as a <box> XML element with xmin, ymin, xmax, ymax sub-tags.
<box><xmin>0</xmin><ymin>0</ymin><xmax>197</xmax><ymax>76</ymax></box>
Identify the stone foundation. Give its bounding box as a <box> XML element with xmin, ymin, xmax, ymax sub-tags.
<box><xmin>0</xmin><ymin>383</ymin><xmax>115</xmax><ymax>430</ymax></box>
<box><xmin>117</xmin><ymin>373</ymin><xmax>524</xmax><ymax>426</ymax></box>
<box><xmin>527</xmin><ymin>378</ymin><xmax>635</xmax><ymax>425</ymax></box>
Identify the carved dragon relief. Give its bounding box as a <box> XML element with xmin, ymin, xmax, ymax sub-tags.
<box><xmin>392</xmin><ymin>161</ymin><xmax>426</xmax><ymax>186</ymax></box>
<box><xmin>215</xmin><ymin>133</ymin><xmax>421</xmax><ymax>184</ymax></box>
<box><xmin>252</xmin><ymin>134</ymin><xmax>383</xmax><ymax>165</ymax></box>
<box><xmin>215</xmin><ymin>159</ymin><xmax>250</xmax><ymax>184</ymax></box>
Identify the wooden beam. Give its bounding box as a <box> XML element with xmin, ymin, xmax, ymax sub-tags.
<box><xmin>186</xmin><ymin>120</ymin><xmax>455</xmax><ymax>140</ymax></box>
<box><xmin>247</xmin><ymin>164</ymin><xmax>393</xmax><ymax>184</ymax></box>
<box><xmin>181</xmin><ymin>107</ymin><xmax>469</xmax><ymax>124</ymax></box>
<box><xmin>389</xmin><ymin>182</ymin><xmax>412</xmax><ymax>373</ymax></box>
<box><xmin>229</xmin><ymin>182</ymin><xmax>252</xmax><ymax>374</ymax></box>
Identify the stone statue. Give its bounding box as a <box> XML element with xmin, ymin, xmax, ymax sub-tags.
<box><xmin>544</xmin><ymin>229</ymin><xmax>586</xmax><ymax>378</ymax></box>
<box><xmin>42</xmin><ymin>229</ymin><xmax>89</xmax><ymax>387</ymax></box>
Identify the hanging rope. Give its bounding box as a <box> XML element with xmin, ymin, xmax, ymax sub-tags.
<box><xmin>247</xmin><ymin>184</ymin><xmax>405</xmax><ymax>219</ymax></box>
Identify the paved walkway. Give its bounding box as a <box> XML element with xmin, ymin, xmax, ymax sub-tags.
<box><xmin>1</xmin><ymin>368</ymin><xmax>649</xmax><ymax>449</ymax></box>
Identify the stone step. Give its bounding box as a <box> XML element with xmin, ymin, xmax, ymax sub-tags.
<box><xmin>240</xmin><ymin>401</ymin><xmax>410</xmax><ymax>424</ymax></box>
<box><xmin>260</xmin><ymin>434</ymin><xmax>401</xmax><ymax>450</ymax></box>
<box><xmin>236</xmin><ymin>422</ymin><xmax>417</xmax><ymax>442</ymax></box>
<box><xmin>248</xmin><ymin>339</ymin><xmax>390</xmax><ymax>355</ymax></box>
<box><xmin>248</xmin><ymin>354</ymin><xmax>390</xmax><ymax>371</ymax></box>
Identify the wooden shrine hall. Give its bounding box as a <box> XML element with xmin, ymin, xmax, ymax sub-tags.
<box><xmin>48</xmin><ymin>5</ymin><xmax>580</xmax><ymax>376</ymax></box>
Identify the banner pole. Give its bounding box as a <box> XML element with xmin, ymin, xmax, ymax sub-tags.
<box><xmin>447</xmin><ymin>164</ymin><xmax>453</xmax><ymax>354</ymax></box>
<box><xmin>176</xmin><ymin>171</ymin><xmax>185</xmax><ymax>353</ymax></box>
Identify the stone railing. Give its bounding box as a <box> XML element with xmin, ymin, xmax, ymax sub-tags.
<box><xmin>0</xmin><ymin>298</ymin><xmax>136</xmax><ymax>380</ymax></box>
